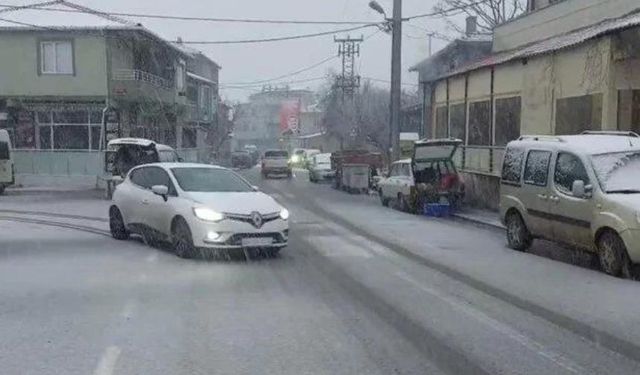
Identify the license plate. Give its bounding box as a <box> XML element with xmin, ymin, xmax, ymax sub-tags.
<box><xmin>241</xmin><ymin>237</ymin><xmax>273</xmax><ymax>247</ymax></box>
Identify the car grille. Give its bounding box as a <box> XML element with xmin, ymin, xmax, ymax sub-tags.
<box><xmin>224</xmin><ymin>212</ymin><xmax>280</xmax><ymax>225</ymax></box>
<box><xmin>225</xmin><ymin>232</ymin><xmax>286</xmax><ymax>246</ymax></box>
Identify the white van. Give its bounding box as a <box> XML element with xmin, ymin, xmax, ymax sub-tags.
<box><xmin>0</xmin><ymin>129</ymin><xmax>14</xmax><ymax>194</ymax></box>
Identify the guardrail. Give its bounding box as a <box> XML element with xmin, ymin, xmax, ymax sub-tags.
<box><xmin>112</xmin><ymin>69</ymin><xmax>173</xmax><ymax>90</ymax></box>
<box><xmin>453</xmin><ymin>145</ymin><xmax>505</xmax><ymax>176</ymax></box>
<box><xmin>13</xmin><ymin>149</ymin><xmax>104</xmax><ymax>176</ymax></box>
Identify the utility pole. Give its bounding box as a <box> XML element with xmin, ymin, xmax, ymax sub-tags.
<box><xmin>334</xmin><ymin>35</ymin><xmax>363</xmax><ymax>101</ymax></box>
<box><xmin>389</xmin><ymin>0</ymin><xmax>402</xmax><ymax>161</ymax></box>
<box><xmin>427</xmin><ymin>33</ymin><xmax>433</xmax><ymax>57</ymax></box>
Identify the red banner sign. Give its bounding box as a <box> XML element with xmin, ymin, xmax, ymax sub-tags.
<box><xmin>279</xmin><ymin>99</ymin><xmax>301</xmax><ymax>134</ymax></box>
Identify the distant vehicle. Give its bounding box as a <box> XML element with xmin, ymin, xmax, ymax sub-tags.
<box><xmin>262</xmin><ymin>149</ymin><xmax>291</xmax><ymax>179</ymax></box>
<box><xmin>378</xmin><ymin>139</ymin><xmax>464</xmax><ymax>212</ymax></box>
<box><xmin>308</xmin><ymin>153</ymin><xmax>334</xmax><ymax>183</ymax></box>
<box><xmin>243</xmin><ymin>144</ymin><xmax>260</xmax><ymax>164</ymax></box>
<box><xmin>231</xmin><ymin>151</ymin><xmax>253</xmax><ymax>169</ymax></box>
<box><xmin>500</xmin><ymin>131</ymin><xmax>640</xmax><ymax>278</ymax></box>
<box><xmin>0</xmin><ymin>129</ymin><xmax>14</xmax><ymax>195</ymax></box>
<box><xmin>109</xmin><ymin>163</ymin><xmax>289</xmax><ymax>258</ymax></box>
<box><xmin>303</xmin><ymin>149</ymin><xmax>321</xmax><ymax>167</ymax></box>
<box><xmin>289</xmin><ymin>148</ymin><xmax>306</xmax><ymax>167</ymax></box>
<box><xmin>331</xmin><ymin>150</ymin><xmax>383</xmax><ymax>191</ymax></box>
<box><xmin>105</xmin><ymin>138</ymin><xmax>180</xmax><ymax>198</ymax></box>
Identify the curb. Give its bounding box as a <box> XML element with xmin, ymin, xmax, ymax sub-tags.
<box><xmin>453</xmin><ymin>212</ymin><xmax>505</xmax><ymax>230</ymax></box>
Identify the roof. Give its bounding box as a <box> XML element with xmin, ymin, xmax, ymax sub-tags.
<box><xmin>108</xmin><ymin>137</ymin><xmax>155</xmax><ymax>147</ymax></box>
<box><xmin>399</xmin><ymin>132</ymin><xmax>420</xmax><ymax>141</ymax></box>
<box><xmin>409</xmin><ymin>37</ymin><xmax>492</xmax><ymax>73</ymax></box>
<box><xmin>440</xmin><ymin>9</ymin><xmax>640</xmax><ymax>80</ymax></box>
<box><xmin>0</xmin><ymin>25</ymin><xmax>188</xmax><ymax>56</ymax></box>
<box><xmin>187</xmin><ymin>72</ymin><xmax>216</xmax><ymax>85</ymax></box>
<box><xmin>512</xmin><ymin>134</ymin><xmax>640</xmax><ymax>155</ymax></box>
<box><xmin>171</xmin><ymin>42</ymin><xmax>221</xmax><ymax>68</ymax></box>
<box><xmin>393</xmin><ymin>158</ymin><xmax>412</xmax><ymax>164</ymax></box>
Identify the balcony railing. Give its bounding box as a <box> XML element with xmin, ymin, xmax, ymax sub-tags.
<box><xmin>186</xmin><ymin>102</ymin><xmax>212</xmax><ymax>123</ymax></box>
<box><xmin>112</xmin><ymin>69</ymin><xmax>173</xmax><ymax>90</ymax></box>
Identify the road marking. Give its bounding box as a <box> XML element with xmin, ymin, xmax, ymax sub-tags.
<box><xmin>145</xmin><ymin>252</ymin><xmax>158</xmax><ymax>263</ymax></box>
<box><xmin>395</xmin><ymin>271</ymin><xmax>586</xmax><ymax>374</ymax></box>
<box><xmin>93</xmin><ymin>346</ymin><xmax>121</xmax><ymax>375</ymax></box>
<box><xmin>306</xmin><ymin>234</ymin><xmax>372</xmax><ymax>258</ymax></box>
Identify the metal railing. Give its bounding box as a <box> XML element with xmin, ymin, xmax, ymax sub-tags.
<box><xmin>453</xmin><ymin>145</ymin><xmax>505</xmax><ymax>176</ymax></box>
<box><xmin>112</xmin><ymin>69</ymin><xmax>173</xmax><ymax>90</ymax></box>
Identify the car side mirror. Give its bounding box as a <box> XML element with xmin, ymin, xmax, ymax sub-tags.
<box><xmin>152</xmin><ymin>185</ymin><xmax>169</xmax><ymax>201</ymax></box>
<box><xmin>178</xmin><ymin>157</ymin><xmax>184</xmax><ymax>162</ymax></box>
<box><xmin>112</xmin><ymin>175</ymin><xmax>124</xmax><ymax>184</ymax></box>
<box><xmin>572</xmin><ymin>180</ymin><xmax>586</xmax><ymax>198</ymax></box>
<box><xmin>252</xmin><ymin>185</ymin><xmax>260</xmax><ymax>192</ymax></box>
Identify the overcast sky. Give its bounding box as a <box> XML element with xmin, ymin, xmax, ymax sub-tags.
<box><xmin>0</xmin><ymin>0</ymin><xmax>461</xmax><ymax>102</ymax></box>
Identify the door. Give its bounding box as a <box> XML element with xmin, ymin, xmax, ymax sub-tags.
<box><xmin>549</xmin><ymin>152</ymin><xmax>594</xmax><ymax>249</ymax></box>
<box><xmin>383</xmin><ymin>164</ymin><xmax>400</xmax><ymax>198</ymax></box>
<box><xmin>397</xmin><ymin>163</ymin><xmax>413</xmax><ymax>197</ymax></box>
<box><xmin>520</xmin><ymin>149</ymin><xmax>553</xmax><ymax>238</ymax></box>
<box><xmin>143</xmin><ymin>167</ymin><xmax>178</xmax><ymax>237</ymax></box>
<box><xmin>124</xmin><ymin>167</ymin><xmax>153</xmax><ymax>227</ymax></box>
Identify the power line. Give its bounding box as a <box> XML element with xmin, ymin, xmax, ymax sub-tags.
<box><xmin>222</xmin><ymin>55</ymin><xmax>338</xmax><ymax>86</ymax></box>
<box><xmin>0</xmin><ymin>2</ymin><xmax>375</xmax><ymax>25</ymax></box>
<box><xmin>222</xmin><ymin>76</ymin><xmax>326</xmax><ymax>89</ymax></box>
<box><xmin>177</xmin><ymin>24</ymin><xmax>378</xmax><ymax>45</ymax></box>
<box><xmin>364</xmin><ymin>77</ymin><xmax>419</xmax><ymax>87</ymax></box>
<box><xmin>0</xmin><ymin>0</ymin><xmax>61</xmax><ymax>14</ymax></box>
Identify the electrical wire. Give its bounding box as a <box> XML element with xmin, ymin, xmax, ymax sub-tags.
<box><xmin>407</xmin><ymin>0</ymin><xmax>493</xmax><ymax>20</ymax></box>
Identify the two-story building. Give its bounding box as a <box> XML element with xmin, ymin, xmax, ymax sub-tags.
<box><xmin>0</xmin><ymin>25</ymin><xmax>220</xmax><ymax>151</ymax></box>
<box><xmin>419</xmin><ymin>0</ymin><xmax>640</xmax><ymax>209</ymax></box>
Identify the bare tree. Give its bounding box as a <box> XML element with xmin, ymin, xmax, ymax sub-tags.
<box><xmin>434</xmin><ymin>0</ymin><xmax>527</xmax><ymax>34</ymax></box>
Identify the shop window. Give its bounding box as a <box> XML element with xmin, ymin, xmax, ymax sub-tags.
<box><xmin>468</xmin><ymin>100</ymin><xmax>491</xmax><ymax>145</ymax></box>
<box><xmin>54</xmin><ymin>125</ymin><xmax>88</xmax><ymax>149</ymax></box>
<box><xmin>495</xmin><ymin>96</ymin><xmax>521</xmax><ymax>146</ymax></box>
<box><xmin>449</xmin><ymin>103</ymin><xmax>466</xmax><ymax>141</ymax></box>
<box><xmin>555</xmin><ymin>94</ymin><xmax>602</xmax><ymax>135</ymax></box>
<box><xmin>617</xmin><ymin>90</ymin><xmax>640</xmax><ymax>133</ymax></box>
<box><xmin>435</xmin><ymin>106</ymin><xmax>448</xmax><ymax>138</ymax></box>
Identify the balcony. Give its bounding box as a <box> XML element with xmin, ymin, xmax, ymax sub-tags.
<box><xmin>113</xmin><ymin>69</ymin><xmax>173</xmax><ymax>90</ymax></box>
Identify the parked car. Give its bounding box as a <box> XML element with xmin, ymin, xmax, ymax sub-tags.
<box><xmin>303</xmin><ymin>149</ymin><xmax>321</xmax><ymax>167</ymax></box>
<box><xmin>378</xmin><ymin>139</ymin><xmax>465</xmax><ymax>212</ymax></box>
<box><xmin>0</xmin><ymin>129</ymin><xmax>14</xmax><ymax>195</ymax></box>
<box><xmin>262</xmin><ymin>149</ymin><xmax>291</xmax><ymax>178</ymax></box>
<box><xmin>500</xmin><ymin>131</ymin><xmax>640</xmax><ymax>277</ymax></box>
<box><xmin>109</xmin><ymin>163</ymin><xmax>289</xmax><ymax>258</ymax></box>
<box><xmin>308</xmin><ymin>153</ymin><xmax>334</xmax><ymax>182</ymax></box>
<box><xmin>243</xmin><ymin>144</ymin><xmax>260</xmax><ymax>165</ymax></box>
<box><xmin>289</xmin><ymin>148</ymin><xmax>306</xmax><ymax>167</ymax></box>
<box><xmin>231</xmin><ymin>151</ymin><xmax>253</xmax><ymax>169</ymax></box>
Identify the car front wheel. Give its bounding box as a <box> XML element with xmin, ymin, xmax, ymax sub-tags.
<box><xmin>505</xmin><ymin>211</ymin><xmax>532</xmax><ymax>251</ymax></box>
<box><xmin>172</xmin><ymin>218</ymin><xmax>197</xmax><ymax>259</ymax></box>
<box><xmin>109</xmin><ymin>206</ymin><xmax>129</xmax><ymax>240</ymax></box>
<box><xmin>597</xmin><ymin>230</ymin><xmax>630</xmax><ymax>277</ymax></box>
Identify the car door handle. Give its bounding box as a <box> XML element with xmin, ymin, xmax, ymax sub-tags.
<box><xmin>141</xmin><ymin>199</ymin><xmax>150</xmax><ymax>205</ymax></box>
<box><xmin>537</xmin><ymin>194</ymin><xmax>548</xmax><ymax>200</ymax></box>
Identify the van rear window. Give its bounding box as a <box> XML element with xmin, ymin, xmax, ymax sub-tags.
<box><xmin>501</xmin><ymin>147</ymin><xmax>524</xmax><ymax>184</ymax></box>
<box><xmin>0</xmin><ymin>141</ymin><xmax>9</xmax><ymax>160</ymax></box>
<box><xmin>265</xmin><ymin>150</ymin><xmax>288</xmax><ymax>158</ymax></box>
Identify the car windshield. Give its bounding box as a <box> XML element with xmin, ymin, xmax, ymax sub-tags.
<box><xmin>265</xmin><ymin>150</ymin><xmax>288</xmax><ymax>158</ymax></box>
<box><xmin>171</xmin><ymin>167</ymin><xmax>253</xmax><ymax>192</ymax></box>
<box><xmin>592</xmin><ymin>151</ymin><xmax>640</xmax><ymax>193</ymax></box>
<box><xmin>315</xmin><ymin>155</ymin><xmax>331</xmax><ymax>164</ymax></box>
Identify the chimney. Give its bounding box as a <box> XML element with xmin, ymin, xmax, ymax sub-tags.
<box><xmin>465</xmin><ymin>16</ymin><xmax>477</xmax><ymax>36</ymax></box>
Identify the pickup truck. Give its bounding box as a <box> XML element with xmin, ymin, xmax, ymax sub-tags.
<box><xmin>261</xmin><ymin>149</ymin><xmax>292</xmax><ymax>179</ymax></box>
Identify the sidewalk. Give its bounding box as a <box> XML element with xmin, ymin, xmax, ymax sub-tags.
<box><xmin>453</xmin><ymin>208</ymin><xmax>504</xmax><ymax>230</ymax></box>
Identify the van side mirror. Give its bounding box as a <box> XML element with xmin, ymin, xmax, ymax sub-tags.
<box><xmin>152</xmin><ymin>185</ymin><xmax>169</xmax><ymax>201</ymax></box>
<box><xmin>572</xmin><ymin>180</ymin><xmax>586</xmax><ymax>198</ymax></box>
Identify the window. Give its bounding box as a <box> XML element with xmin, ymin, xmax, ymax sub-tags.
<box><xmin>390</xmin><ymin>164</ymin><xmax>399</xmax><ymax>177</ymax></box>
<box><xmin>176</xmin><ymin>62</ymin><xmax>185</xmax><ymax>91</ymax></box>
<box><xmin>0</xmin><ymin>141</ymin><xmax>9</xmax><ymax>160</ymax></box>
<box><xmin>435</xmin><ymin>106</ymin><xmax>448</xmax><ymax>138</ymax></box>
<box><xmin>400</xmin><ymin>163</ymin><xmax>411</xmax><ymax>177</ymax></box>
<box><xmin>145</xmin><ymin>167</ymin><xmax>177</xmax><ymax>195</ymax></box>
<box><xmin>449</xmin><ymin>103</ymin><xmax>466</xmax><ymax>141</ymax></box>
<box><xmin>36</xmin><ymin>109</ymin><xmax>101</xmax><ymax>150</ymax></box>
<box><xmin>171</xmin><ymin>167</ymin><xmax>253</xmax><ymax>192</ymax></box>
<box><xmin>468</xmin><ymin>100</ymin><xmax>491</xmax><ymax>145</ymax></box>
<box><xmin>130</xmin><ymin>168</ymin><xmax>150</xmax><ymax>188</ymax></box>
<box><xmin>41</xmin><ymin>41</ymin><xmax>73</xmax><ymax>74</ymax></box>
<box><xmin>495</xmin><ymin>97</ymin><xmax>521</xmax><ymax>146</ymax></box>
<box><xmin>200</xmin><ymin>86</ymin><xmax>211</xmax><ymax>118</ymax></box>
<box><xmin>523</xmin><ymin>150</ymin><xmax>551</xmax><ymax>186</ymax></box>
<box><xmin>501</xmin><ymin>146</ymin><xmax>525</xmax><ymax>184</ymax></box>
<box><xmin>617</xmin><ymin>89</ymin><xmax>640</xmax><ymax>133</ymax></box>
<box><xmin>554</xmin><ymin>153</ymin><xmax>590</xmax><ymax>194</ymax></box>
<box><xmin>555</xmin><ymin>94</ymin><xmax>602</xmax><ymax>135</ymax></box>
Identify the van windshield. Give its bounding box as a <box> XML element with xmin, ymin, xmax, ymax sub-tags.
<box><xmin>592</xmin><ymin>151</ymin><xmax>640</xmax><ymax>193</ymax></box>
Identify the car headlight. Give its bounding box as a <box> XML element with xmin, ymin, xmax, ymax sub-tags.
<box><xmin>193</xmin><ymin>207</ymin><xmax>224</xmax><ymax>222</ymax></box>
<box><xmin>280</xmin><ymin>208</ymin><xmax>290</xmax><ymax>220</ymax></box>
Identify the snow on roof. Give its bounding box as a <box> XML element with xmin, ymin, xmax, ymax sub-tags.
<box><xmin>514</xmin><ymin>134</ymin><xmax>640</xmax><ymax>155</ymax></box>
<box><xmin>186</xmin><ymin>72</ymin><xmax>216</xmax><ymax>85</ymax></box>
<box><xmin>440</xmin><ymin>9</ymin><xmax>640</xmax><ymax>80</ymax></box>
<box><xmin>399</xmin><ymin>132</ymin><xmax>420</xmax><ymax>141</ymax></box>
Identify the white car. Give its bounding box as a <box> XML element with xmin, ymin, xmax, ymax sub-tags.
<box><xmin>109</xmin><ymin>163</ymin><xmax>289</xmax><ymax>258</ymax></box>
<box><xmin>378</xmin><ymin>159</ymin><xmax>413</xmax><ymax>211</ymax></box>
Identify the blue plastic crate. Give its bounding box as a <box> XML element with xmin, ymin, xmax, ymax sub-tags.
<box><xmin>423</xmin><ymin>203</ymin><xmax>452</xmax><ymax>217</ymax></box>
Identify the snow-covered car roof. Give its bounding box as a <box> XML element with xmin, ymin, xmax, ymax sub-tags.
<box><xmin>108</xmin><ymin>138</ymin><xmax>154</xmax><ymax>147</ymax></box>
<box><xmin>392</xmin><ymin>158</ymin><xmax>412</xmax><ymax>164</ymax></box>
<box><xmin>512</xmin><ymin>133</ymin><xmax>640</xmax><ymax>155</ymax></box>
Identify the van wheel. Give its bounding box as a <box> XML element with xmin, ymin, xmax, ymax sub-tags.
<box><xmin>505</xmin><ymin>211</ymin><xmax>532</xmax><ymax>251</ymax></box>
<box><xmin>597</xmin><ymin>230</ymin><xmax>630</xmax><ymax>277</ymax></box>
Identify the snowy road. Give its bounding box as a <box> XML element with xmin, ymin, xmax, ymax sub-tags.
<box><xmin>1</xmin><ymin>169</ymin><xmax>640</xmax><ymax>374</ymax></box>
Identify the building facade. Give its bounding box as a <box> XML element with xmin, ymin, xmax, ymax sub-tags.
<box><xmin>423</xmin><ymin>0</ymin><xmax>640</xmax><ymax>209</ymax></box>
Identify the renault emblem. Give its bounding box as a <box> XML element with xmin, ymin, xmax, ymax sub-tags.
<box><xmin>251</xmin><ymin>211</ymin><xmax>263</xmax><ymax>228</ymax></box>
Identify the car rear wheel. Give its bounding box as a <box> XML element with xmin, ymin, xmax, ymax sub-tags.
<box><xmin>379</xmin><ymin>190</ymin><xmax>389</xmax><ymax>207</ymax></box>
<box><xmin>109</xmin><ymin>206</ymin><xmax>129</xmax><ymax>240</ymax></box>
<box><xmin>505</xmin><ymin>211</ymin><xmax>532</xmax><ymax>251</ymax></box>
<box><xmin>597</xmin><ymin>230</ymin><xmax>630</xmax><ymax>277</ymax></box>
<box><xmin>172</xmin><ymin>218</ymin><xmax>197</xmax><ymax>259</ymax></box>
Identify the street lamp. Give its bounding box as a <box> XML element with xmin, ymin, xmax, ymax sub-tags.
<box><xmin>369</xmin><ymin>0</ymin><xmax>402</xmax><ymax>161</ymax></box>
